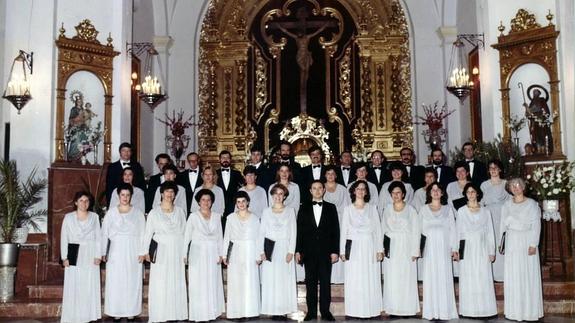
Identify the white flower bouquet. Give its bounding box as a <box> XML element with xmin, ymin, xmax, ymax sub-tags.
<box><xmin>526</xmin><ymin>161</ymin><xmax>575</xmax><ymax>221</ymax></box>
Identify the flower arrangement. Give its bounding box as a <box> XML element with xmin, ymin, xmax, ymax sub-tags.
<box><xmin>526</xmin><ymin>161</ymin><xmax>575</xmax><ymax>199</ymax></box>
<box><xmin>157</xmin><ymin>109</ymin><xmax>196</xmax><ymax>163</ymax></box>
<box><xmin>505</xmin><ymin>114</ymin><xmax>527</xmax><ymax>139</ymax></box>
<box><xmin>414</xmin><ymin>102</ymin><xmax>455</xmax><ymax>149</ymax></box>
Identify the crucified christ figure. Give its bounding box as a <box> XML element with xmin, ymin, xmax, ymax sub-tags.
<box><xmin>275</xmin><ymin>8</ymin><xmax>331</xmax><ymax>114</ymax></box>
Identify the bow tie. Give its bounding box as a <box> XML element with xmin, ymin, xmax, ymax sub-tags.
<box><xmin>122</xmin><ymin>162</ymin><xmax>130</xmax><ymax>166</ymax></box>
<box><xmin>281</xmin><ymin>160</ymin><xmax>290</xmax><ymax>165</ymax></box>
<box><xmin>190</xmin><ymin>169</ymin><xmax>198</xmax><ymax>173</ymax></box>
<box><xmin>312</xmin><ymin>165</ymin><xmax>321</xmax><ymax>169</ymax></box>
<box><xmin>221</xmin><ymin>168</ymin><xmax>230</xmax><ymax>172</ymax></box>
<box><xmin>373</xmin><ymin>166</ymin><xmax>381</xmax><ymax>170</ymax></box>
<box><xmin>467</xmin><ymin>160</ymin><xmax>475</xmax><ymax>164</ymax></box>
<box><xmin>342</xmin><ymin>167</ymin><xmax>350</xmax><ymax>171</ymax></box>
<box><xmin>312</xmin><ymin>201</ymin><xmax>323</xmax><ymax>206</ymax></box>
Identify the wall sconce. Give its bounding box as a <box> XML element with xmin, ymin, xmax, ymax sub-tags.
<box><xmin>446</xmin><ymin>34</ymin><xmax>484</xmax><ymax>102</ymax></box>
<box><xmin>126</xmin><ymin>42</ymin><xmax>167</xmax><ymax>110</ymax></box>
<box><xmin>2</xmin><ymin>50</ymin><xmax>34</xmax><ymax>114</ymax></box>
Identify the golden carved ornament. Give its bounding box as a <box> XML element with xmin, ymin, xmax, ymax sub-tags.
<box><xmin>338</xmin><ymin>47</ymin><xmax>352</xmax><ymax>116</ymax></box>
<box><xmin>254</xmin><ymin>48</ymin><xmax>268</xmax><ymax>120</ymax></box>
<box><xmin>235</xmin><ymin>60</ymin><xmax>248</xmax><ymax>137</ymax></box>
<box><xmin>376</xmin><ymin>63</ymin><xmax>385</xmax><ymax>128</ymax></box>
<box><xmin>360</xmin><ymin>56</ymin><xmax>374</xmax><ymax>132</ymax></box>
<box><xmin>223</xmin><ymin>68</ymin><xmax>233</xmax><ymax>134</ymax></box>
<box><xmin>73</xmin><ymin>19</ymin><xmax>100</xmax><ymax>43</ymax></box>
<box><xmin>510</xmin><ymin>9</ymin><xmax>541</xmax><ymax>33</ymax></box>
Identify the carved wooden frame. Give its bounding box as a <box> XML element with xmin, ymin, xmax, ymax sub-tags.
<box><xmin>54</xmin><ymin>19</ymin><xmax>120</xmax><ymax>163</ymax></box>
<box><xmin>492</xmin><ymin>9</ymin><xmax>563</xmax><ymax>158</ymax></box>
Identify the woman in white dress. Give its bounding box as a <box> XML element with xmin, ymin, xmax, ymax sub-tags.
<box><xmin>223</xmin><ymin>191</ymin><xmax>261</xmax><ymax>319</ymax></box>
<box><xmin>323</xmin><ymin>166</ymin><xmax>351</xmax><ymax>284</ymax></box>
<box><xmin>420</xmin><ymin>182</ymin><xmax>459</xmax><ymax>320</ymax></box>
<box><xmin>238</xmin><ymin>166</ymin><xmax>268</xmax><ymax>218</ymax></box>
<box><xmin>190</xmin><ymin>166</ymin><xmax>225</xmax><ymax>215</ymax></box>
<box><xmin>480</xmin><ymin>159</ymin><xmax>510</xmax><ymax>281</ymax></box>
<box><xmin>412</xmin><ymin>168</ymin><xmax>437</xmax><ymax>212</ymax></box>
<box><xmin>60</xmin><ymin>191</ymin><xmax>102</xmax><ymax>323</ymax></box>
<box><xmin>500</xmin><ymin>178</ymin><xmax>543</xmax><ymax>321</ymax></box>
<box><xmin>381</xmin><ymin>181</ymin><xmax>421</xmax><ymax>316</ymax></box>
<box><xmin>446</xmin><ymin>161</ymin><xmax>470</xmax><ymax>210</ymax></box>
<box><xmin>108</xmin><ymin>167</ymin><xmax>145</xmax><ymax>213</ymax></box>
<box><xmin>101</xmin><ymin>183</ymin><xmax>146</xmax><ymax>321</ymax></box>
<box><xmin>151</xmin><ymin>164</ymin><xmax>187</xmax><ymax>212</ymax></box>
<box><xmin>378</xmin><ymin>162</ymin><xmax>414</xmax><ymax>214</ymax></box>
<box><xmin>456</xmin><ymin>183</ymin><xmax>497</xmax><ymax>317</ymax></box>
<box><xmin>184</xmin><ymin>188</ymin><xmax>225</xmax><ymax>321</ymax></box>
<box><xmin>267</xmin><ymin>164</ymin><xmax>300</xmax><ymax>214</ymax></box>
<box><xmin>350</xmin><ymin>163</ymin><xmax>379</xmax><ymax>202</ymax></box>
<box><xmin>260</xmin><ymin>183</ymin><xmax>298</xmax><ymax>318</ymax></box>
<box><xmin>142</xmin><ymin>182</ymin><xmax>187</xmax><ymax>322</ymax></box>
<box><xmin>340</xmin><ymin>180</ymin><xmax>383</xmax><ymax>319</ymax></box>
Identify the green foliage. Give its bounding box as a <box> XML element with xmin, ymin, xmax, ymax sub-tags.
<box><xmin>449</xmin><ymin>134</ymin><xmax>525</xmax><ymax>179</ymax></box>
<box><xmin>0</xmin><ymin>160</ymin><xmax>47</xmax><ymax>243</ymax></box>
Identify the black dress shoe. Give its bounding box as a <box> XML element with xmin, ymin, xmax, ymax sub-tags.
<box><xmin>321</xmin><ymin>312</ymin><xmax>336</xmax><ymax>321</ymax></box>
<box><xmin>304</xmin><ymin>312</ymin><xmax>317</xmax><ymax>321</ymax></box>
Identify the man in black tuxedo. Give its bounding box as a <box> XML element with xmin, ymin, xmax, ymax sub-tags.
<box><xmin>400</xmin><ymin>147</ymin><xmax>426</xmax><ymax>191</ymax></box>
<box><xmin>461</xmin><ymin>142</ymin><xmax>488</xmax><ymax>186</ymax></box>
<box><xmin>106</xmin><ymin>142</ymin><xmax>145</xmax><ymax>206</ymax></box>
<box><xmin>178</xmin><ymin>152</ymin><xmax>203</xmax><ymax>214</ymax></box>
<box><xmin>270</xmin><ymin>141</ymin><xmax>302</xmax><ymax>184</ymax></box>
<box><xmin>335</xmin><ymin>150</ymin><xmax>356</xmax><ymax>187</ymax></box>
<box><xmin>296</xmin><ymin>180</ymin><xmax>339</xmax><ymax>321</ymax></box>
<box><xmin>429</xmin><ymin>148</ymin><xmax>455</xmax><ymax>189</ymax></box>
<box><xmin>216</xmin><ymin>150</ymin><xmax>244</xmax><ymax>222</ymax></box>
<box><xmin>300</xmin><ymin>146</ymin><xmax>326</xmax><ymax>203</ymax></box>
<box><xmin>367</xmin><ymin>150</ymin><xmax>389</xmax><ymax>192</ymax></box>
<box><xmin>145</xmin><ymin>153</ymin><xmax>172</xmax><ymax>213</ymax></box>
<box><xmin>248</xmin><ymin>146</ymin><xmax>272</xmax><ymax>190</ymax></box>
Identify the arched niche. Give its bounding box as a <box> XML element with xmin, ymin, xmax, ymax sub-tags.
<box><xmin>54</xmin><ymin>19</ymin><xmax>120</xmax><ymax>164</ymax></box>
<box><xmin>492</xmin><ymin>9</ymin><xmax>563</xmax><ymax>159</ymax></box>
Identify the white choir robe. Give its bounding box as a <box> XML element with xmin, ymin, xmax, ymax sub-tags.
<box><xmin>500</xmin><ymin>198</ymin><xmax>543</xmax><ymax>321</ymax></box>
<box><xmin>420</xmin><ymin>204</ymin><xmax>459</xmax><ymax>320</ymax></box>
<box><xmin>238</xmin><ymin>186</ymin><xmax>268</xmax><ymax>218</ymax></box>
<box><xmin>142</xmin><ymin>206</ymin><xmax>188</xmax><ymax>322</ymax></box>
<box><xmin>259</xmin><ymin>207</ymin><xmax>298</xmax><ymax>315</ymax></box>
<box><xmin>189</xmin><ymin>185</ymin><xmax>226</xmax><ymax>215</ymax></box>
<box><xmin>412</xmin><ymin>187</ymin><xmax>427</xmax><ymax>281</ymax></box>
<box><xmin>381</xmin><ymin>204</ymin><xmax>421</xmax><ymax>316</ymax></box>
<box><xmin>183</xmin><ymin>211</ymin><xmax>225</xmax><ymax>321</ymax></box>
<box><xmin>152</xmin><ymin>184</ymin><xmax>188</xmax><ymax>213</ymax></box>
<box><xmin>456</xmin><ymin>206</ymin><xmax>497</xmax><ymax>317</ymax></box>
<box><xmin>340</xmin><ymin>203</ymin><xmax>383</xmax><ymax>318</ymax></box>
<box><xmin>101</xmin><ymin>206</ymin><xmax>146</xmax><ymax>318</ymax></box>
<box><xmin>445</xmin><ymin>181</ymin><xmax>466</xmax><ymax>277</ymax></box>
<box><xmin>324</xmin><ymin>183</ymin><xmax>351</xmax><ymax>283</ymax></box>
<box><xmin>348</xmin><ymin>180</ymin><xmax>379</xmax><ymax>204</ymax></box>
<box><xmin>377</xmin><ymin>181</ymin><xmax>414</xmax><ymax>215</ymax></box>
<box><xmin>223</xmin><ymin>212</ymin><xmax>261</xmax><ymax>318</ymax></box>
<box><xmin>109</xmin><ymin>186</ymin><xmax>145</xmax><ymax>214</ymax></box>
<box><xmin>481</xmin><ymin>179</ymin><xmax>510</xmax><ymax>281</ymax></box>
<box><xmin>60</xmin><ymin>211</ymin><xmax>102</xmax><ymax>323</ymax></box>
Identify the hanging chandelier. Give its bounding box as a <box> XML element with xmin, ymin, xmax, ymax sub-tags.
<box><xmin>127</xmin><ymin>42</ymin><xmax>168</xmax><ymax>110</ymax></box>
<box><xmin>446</xmin><ymin>34</ymin><xmax>484</xmax><ymax>102</ymax></box>
<box><xmin>2</xmin><ymin>50</ymin><xmax>34</xmax><ymax>114</ymax></box>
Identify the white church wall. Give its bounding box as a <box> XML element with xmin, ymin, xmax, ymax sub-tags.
<box><xmin>0</xmin><ymin>1</ymin><xmax>6</xmax><ymax>158</ymax></box>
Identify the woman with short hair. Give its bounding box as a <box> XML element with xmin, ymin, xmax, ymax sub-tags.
<box><xmin>189</xmin><ymin>166</ymin><xmax>225</xmax><ymax>215</ymax></box>
<box><xmin>108</xmin><ymin>167</ymin><xmax>145</xmax><ymax>213</ymax></box>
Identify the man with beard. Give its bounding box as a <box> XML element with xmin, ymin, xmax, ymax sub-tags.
<box><xmin>216</xmin><ymin>150</ymin><xmax>244</xmax><ymax>225</ymax></box>
<box><xmin>271</xmin><ymin>140</ymin><xmax>302</xmax><ymax>184</ymax></box>
<box><xmin>429</xmin><ymin>148</ymin><xmax>455</xmax><ymax>189</ymax></box>
<box><xmin>301</xmin><ymin>146</ymin><xmax>326</xmax><ymax>202</ymax></box>
<box><xmin>399</xmin><ymin>147</ymin><xmax>425</xmax><ymax>191</ymax></box>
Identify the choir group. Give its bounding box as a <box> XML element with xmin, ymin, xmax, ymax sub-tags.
<box><xmin>59</xmin><ymin>141</ymin><xmax>544</xmax><ymax>323</ymax></box>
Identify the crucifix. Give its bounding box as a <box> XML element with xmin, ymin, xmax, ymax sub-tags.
<box><xmin>268</xmin><ymin>7</ymin><xmax>338</xmax><ymax>115</ymax></box>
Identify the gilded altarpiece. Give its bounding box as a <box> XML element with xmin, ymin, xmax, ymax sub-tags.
<box><xmin>198</xmin><ymin>0</ymin><xmax>412</xmax><ymax>164</ymax></box>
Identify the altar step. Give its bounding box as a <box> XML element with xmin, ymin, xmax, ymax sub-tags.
<box><xmin>1</xmin><ymin>281</ymin><xmax>574</xmax><ymax>318</ymax></box>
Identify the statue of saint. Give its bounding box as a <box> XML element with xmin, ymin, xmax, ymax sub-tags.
<box><xmin>523</xmin><ymin>86</ymin><xmax>553</xmax><ymax>154</ymax></box>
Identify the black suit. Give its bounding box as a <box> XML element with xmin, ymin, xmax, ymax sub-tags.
<box><xmin>296</xmin><ymin>201</ymin><xmax>340</xmax><ymax>317</ymax></box>
<box><xmin>178</xmin><ymin>168</ymin><xmax>203</xmax><ymax>214</ymax></box>
<box><xmin>367</xmin><ymin>165</ymin><xmax>390</xmax><ymax>192</ymax></box>
<box><xmin>270</xmin><ymin>159</ymin><xmax>302</xmax><ymax>185</ymax></box>
<box><xmin>431</xmin><ymin>165</ymin><xmax>455</xmax><ymax>189</ymax></box>
<box><xmin>105</xmin><ymin>160</ymin><xmax>145</xmax><ymax>206</ymax></box>
<box><xmin>402</xmin><ymin>164</ymin><xmax>426</xmax><ymax>191</ymax></box>
<box><xmin>252</xmin><ymin>163</ymin><xmax>272</xmax><ymax>190</ymax></box>
<box><xmin>300</xmin><ymin>164</ymin><xmax>326</xmax><ymax>202</ymax></box>
<box><xmin>466</xmin><ymin>159</ymin><xmax>488</xmax><ymax>186</ymax></box>
<box><xmin>335</xmin><ymin>165</ymin><xmax>356</xmax><ymax>187</ymax></box>
<box><xmin>145</xmin><ymin>173</ymin><xmax>162</xmax><ymax>213</ymax></box>
<box><xmin>216</xmin><ymin>167</ymin><xmax>244</xmax><ymax>219</ymax></box>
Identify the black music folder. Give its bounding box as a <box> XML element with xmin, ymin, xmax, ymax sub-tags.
<box><xmin>264</xmin><ymin>238</ymin><xmax>275</xmax><ymax>261</ymax></box>
<box><xmin>345</xmin><ymin>239</ymin><xmax>352</xmax><ymax>260</ymax></box>
<box><xmin>67</xmin><ymin>243</ymin><xmax>80</xmax><ymax>266</ymax></box>
<box><xmin>419</xmin><ymin>234</ymin><xmax>427</xmax><ymax>257</ymax></box>
<box><xmin>148</xmin><ymin>239</ymin><xmax>158</xmax><ymax>263</ymax></box>
<box><xmin>226</xmin><ymin>241</ymin><xmax>234</xmax><ymax>262</ymax></box>
<box><xmin>499</xmin><ymin>232</ymin><xmax>506</xmax><ymax>255</ymax></box>
<box><xmin>105</xmin><ymin>239</ymin><xmax>111</xmax><ymax>258</ymax></box>
<box><xmin>383</xmin><ymin>235</ymin><xmax>391</xmax><ymax>258</ymax></box>
<box><xmin>459</xmin><ymin>240</ymin><xmax>466</xmax><ymax>260</ymax></box>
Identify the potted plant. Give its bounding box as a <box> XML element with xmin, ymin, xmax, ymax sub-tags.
<box><xmin>0</xmin><ymin>159</ymin><xmax>47</xmax><ymax>302</ymax></box>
